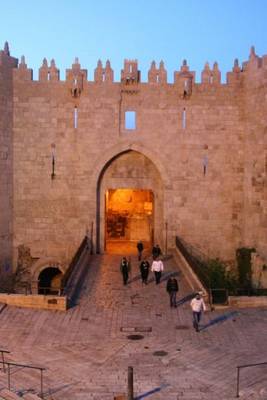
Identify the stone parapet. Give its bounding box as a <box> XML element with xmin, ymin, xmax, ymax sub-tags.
<box><xmin>228</xmin><ymin>296</ymin><xmax>267</xmax><ymax>308</ymax></box>
<box><xmin>0</xmin><ymin>294</ymin><xmax>67</xmax><ymax>311</ymax></box>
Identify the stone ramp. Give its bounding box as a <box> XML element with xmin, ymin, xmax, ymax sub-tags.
<box><xmin>0</xmin><ymin>254</ymin><xmax>266</xmax><ymax>399</ymax></box>
<box><xmin>63</xmin><ymin>246</ymin><xmax>92</xmax><ymax>307</ymax></box>
<box><xmin>0</xmin><ymin>303</ymin><xmax>7</xmax><ymax>314</ymax></box>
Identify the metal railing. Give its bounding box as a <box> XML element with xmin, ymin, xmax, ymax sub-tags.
<box><xmin>5</xmin><ymin>361</ymin><xmax>45</xmax><ymax>398</ymax></box>
<box><xmin>0</xmin><ymin>349</ymin><xmax>10</xmax><ymax>373</ymax></box>
<box><xmin>0</xmin><ymin>349</ymin><xmax>46</xmax><ymax>398</ymax></box>
<box><xmin>37</xmin><ymin>286</ymin><xmax>62</xmax><ymax>296</ymax></box>
<box><xmin>175</xmin><ymin>236</ymin><xmax>211</xmax><ymax>289</ymax></box>
<box><xmin>236</xmin><ymin>361</ymin><xmax>267</xmax><ymax>397</ymax></box>
<box><xmin>210</xmin><ymin>288</ymin><xmax>229</xmax><ymax>305</ymax></box>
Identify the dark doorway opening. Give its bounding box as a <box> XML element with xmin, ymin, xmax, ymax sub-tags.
<box><xmin>38</xmin><ymin>267</ymin><xmax>62</xmax><ymax>295</ymax></box>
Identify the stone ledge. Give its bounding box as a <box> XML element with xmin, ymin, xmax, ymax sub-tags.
<box><xmin>0</xmin><ymin>294</ymin><xmax>67</xmax><ymax>311</ymax></box>
<box><xmin>228</xmin><ymin>296</ymin><xmax>267</xmax><ymax>308</ymax></box>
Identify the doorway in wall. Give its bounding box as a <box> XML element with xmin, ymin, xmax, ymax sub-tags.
<box><xmin>38</xmin><ymin>267</ymin><xmax>62</xmax><ymax>294</ymax></box>
<box><xmin>105</xmin><ymin>188</ymin><xmax>154</xmax><ymax>254</ymax></box>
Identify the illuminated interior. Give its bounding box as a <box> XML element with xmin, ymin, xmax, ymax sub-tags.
<box><xmin>105</xmin><ymin>189</ymin><xmax>154</xmax><ymax>253</ymax></box>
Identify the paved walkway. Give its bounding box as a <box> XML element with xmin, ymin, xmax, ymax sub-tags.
<box><xmin>0</xmin><ymin>253</ymin><xmax>267</xmax><ymax>399</ymax></box>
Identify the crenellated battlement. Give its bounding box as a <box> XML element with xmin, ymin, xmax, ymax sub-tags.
<box><xmin>2</xmin><ymin>41</ymin><xmax>267</xmax><ymax>91</ymax></box>
<box><xmin>0</xmin><ymin>41</ymin><xmax>266</xmax><ymax>273</ymax></box>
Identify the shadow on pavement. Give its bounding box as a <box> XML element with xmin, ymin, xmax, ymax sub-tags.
<box><xmin>134</xmin><ymin>384</ymin><xmax>170</xmax><ymax>399</ymax></box>
<box><xmin>200</xmin><ymin>310</ymin><xmax>238</xmax><ymax>331</ymax></box>
<box><xmin>175</xmin><ymin>292</ymin><xmax>198</xmax><ymax>307</ymax></box>
<box><xmin>43</xmin><ymin>382</ymin><xmax>80</xmax><ymax>397</ymax></box>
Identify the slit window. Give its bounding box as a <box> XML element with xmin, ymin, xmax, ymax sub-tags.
<box><xmin>125</xmin><ymin>111</ymin><xmax>136</xmax><ymax>130</ymax></box>
<box><xmin>182</xmin><ymin>108</ymin><xmax>186</xmax><ymax>129</ymax></box>
<box><xmin>74</xmin><ymin>106</ymin><xmax>78</xmax><ymax>129</ymax></box>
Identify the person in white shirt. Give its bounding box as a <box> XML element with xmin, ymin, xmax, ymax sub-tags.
<box><xmin>190</xmin><ymin>292</ymin><xmax>206</xmax><ymax>332</ymax></box>
<box><xmin>151</xmin><ymin>259</ymin><xmax>164</xmax><ymax>284</ymax></box>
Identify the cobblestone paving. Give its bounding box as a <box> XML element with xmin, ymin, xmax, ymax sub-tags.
<box><xmin>0</xmin><ymin>253</ymin><xmax>267</xmax><ymax>399</ymax></box>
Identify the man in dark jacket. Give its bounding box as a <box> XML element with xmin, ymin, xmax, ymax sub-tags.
<box><xmin>166</xmin><ymin>276</ymin><xmax>179</xmax><ymax>307</ymax></box>
<box><xmin>152</xmin><ymin>244</ymin><xmax>161</xmax><ymax>260</ymax></box>
<box><xmin>120</xmin><ymin>257</ymin><xmax>130</xmax><ymax>285</ymax></box>
<box><xmin>139</xmin><ymin>258</ymin><xmax>150</xmax><ymax>284</ymax></box>
<box><xmin>137</xmin><ymin>240</ymin><xmax>144</xmax><ymax>261</ymax></box>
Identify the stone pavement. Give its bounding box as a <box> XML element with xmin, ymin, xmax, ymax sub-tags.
<box><xmin>0</xmin><ymin>253</ymin><xmax>267</xmax><ymax>399</ymax></box>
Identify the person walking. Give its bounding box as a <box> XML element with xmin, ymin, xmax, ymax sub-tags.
<box><xmin>152</xmin><ymin>244</ymin><xmax>161</xmax><ymax>260</ymax></box>
<box><xmin>190</xmin><ymin>292</ymin><xmax>206</xmax><ymax>332</ymax></box>
<box><xmin>137</xmin><ymin>240</ymin><xmax>144</xmax><ymax>261</ymax></box>
<box><xmin>151</xmin><ymin>258</ymin><xmax>164</xmax><ymax>284</ymax></box>
<box><xmin>139</xmin><ymin>258</ymin><xmax>150</xmax><ymax>284</ymax></box>
<box><xmin>120</xmin><ymin>257</ymin><xmax>130</xmax><ymax>285</ymax></box>
<box><xmin>166</xmin><ymin>276</ymin><xmax>179</xmax><ymax>307</ymax></box>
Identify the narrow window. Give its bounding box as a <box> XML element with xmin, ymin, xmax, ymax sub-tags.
<box><xmin>129</xmin><ymin>65</ymin><xmax>133</xmax><ymax>73</ymax></box>
<box><xmin>125</xmin><ymin>111</ymin><xmax>136</xmax><ymax>130</ymax></box>
<box><xmin>47</xmin><ymin>71</ymin><xmax>51</xmax><ymax>81</ymax></box>
<box><xmin>74</xmin><ymin>106</ymin><xmax>78</xmax><ymax>129</ymax></box>
<box><xmin>156</xmin><ymin>74</ymin><xmax>159</xmax><ymax>83</ymax></box>
<box><xmin>182</xmin><ymin>108</ymin><xmax>186</xmax><ymax>129</ymax></box>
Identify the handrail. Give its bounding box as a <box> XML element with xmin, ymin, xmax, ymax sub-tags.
<box><xmin>37</xmin><ymin>286</ymin><xmax>62</xmax><ymax>295</ymax></box>
<box><xmin>175</xmin><ymin>236</ymin><xmax>211</xmax><ymax>289</ymax></box>
<box><xmin>175</xmin><ymin>236</ymin><xmax>213</xmax><ymax>308</ymax></box>
<box><xmin>61</xmin><ymin>235</ymin><xmax>89</xmax><ymax>294</ymax></box>
<box><xmin>236</xmin><ymin>361</ymin><xmax>267</xmax><ymax>397</ymax></box>
<box><xmin>5</xmin><ymin>361</ymin><xmax>45</xmax><ymax>399</ymax></box>
<box><xmin>0</xmin><ymin>349</ymin><xmax>10</xmax><ymax>373</ymax></box>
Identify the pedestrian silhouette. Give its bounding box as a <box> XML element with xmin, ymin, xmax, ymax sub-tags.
<box><xmin>120</xmin><ymin>257</ymin><xmax>130</xmax><ymax>285</ymax></box>
<box><xmin>151</xmin><ymin>258</ymin><xmax>164</xmax><ymax>284</ymax></box>
<box><xmin>190</xmin><ymin>292</ymin><xmax>206</xmax><ymax>332</ymax></box>
<box><xmin>166</xmin><ymin>276</ymin><xmax>179</xmax><ymax>307</ymax></box>
<box><xmin>137</xmin><ymin>240</ymin><xmax>144</xmax><ymax>261</ymax></box>
<box><xmin>152</xmin><ymin>244</ymin><xmax>161</xmax><ymax>260</ymax></box>
<box><xmin>140</xmin><ymin>258</ymin><xmax>150</xmax><ymax>284</ymax></box>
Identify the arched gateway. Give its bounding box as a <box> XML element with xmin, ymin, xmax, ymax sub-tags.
<box><xmin>96</xmin><ymin>149</ymin><xmax>164</xmax><ymax>254</ymax></box>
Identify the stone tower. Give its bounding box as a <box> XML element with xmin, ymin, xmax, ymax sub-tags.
<box><xmin>0</xmin><ymin>42</ymin><xmax>18</xmax><ymax>272</ymax></box>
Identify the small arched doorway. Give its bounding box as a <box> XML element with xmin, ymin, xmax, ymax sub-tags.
<box><xmin>38</xmin><ymin>267</ymin><xmax>63</xmax><ymax>294</ymax></box>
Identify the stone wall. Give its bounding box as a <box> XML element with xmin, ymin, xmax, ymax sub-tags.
<box><xmin>0</xmin><ymin>293</ymin><xmax>67</xmax><ymax>311</ymax></box>
<box><xmin>242</xmin><ymin>48</ymin><xmax>267</xmax><ymax>259</ymax></box>
<box><xmin>12</xmin><ymin>69</ymin><xmax>245</xmax><ymax>263</ymax></box>
<box><xmin>0</xmin><ymin>44</ymin><xmax>17</xmax><ymax>271</ymax></box>
<box><xmin>0</xmin><ymin>44</ymin><xmax>266</xmax><ymax>274</ymax></box>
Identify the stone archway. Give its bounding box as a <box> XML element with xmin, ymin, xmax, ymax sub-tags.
<box><xmin>38</xmin><ymin>266</ymin><xmax>63</xmax><ymax>294</ymax></box>
<box><xmin>31</xmin><ymin>258</ymin><xmax>65</xmax><ymax>294</ymax></box>
<box><xmin>96</xmin><ymin>150</ymin><xmax>164</xmax><ymax>254</ymax></box>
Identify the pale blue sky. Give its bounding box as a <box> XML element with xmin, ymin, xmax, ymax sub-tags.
<box><xmin>1</xmin><ymin>0</ymin><xmax>266</xmax><ymax>82</ymax></box>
